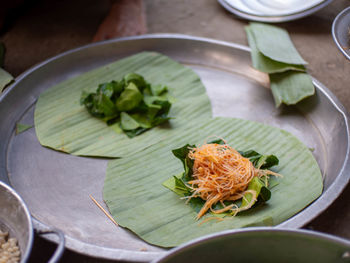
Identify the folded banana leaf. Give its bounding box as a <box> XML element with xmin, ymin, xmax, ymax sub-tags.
<box><xmin>245</xmin><ymin>26</ymin><xmax>306</xmax><ymax>74</ymax></box>
<box><xmin>104</xmin><ymin>117</ymin><xmax>323</xmax><ymax>247</ymax></box>
<box><xmin>34</xmin><ymin>52</ymin><xmax>212</xmax><ymax>158</ymax></box>
<box><xmin>248</xmin><ymin>22</ymin><xmax>307</xmax><ymax>66</ymax></box>
<box><xmin>245</xmin><ymin>23</ymin><xmax>315</xmax><ymax>107</ymax></box>
<box><xmin>270</xmin><ymin>71</ymin><xmax>315</xmax><ymax>107</ymax></box>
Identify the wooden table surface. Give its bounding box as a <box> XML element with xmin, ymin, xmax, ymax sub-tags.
<box><xmin>1</xmin><ymin>0</ymin><xmax>350</xmax><ymax>262</ymax></box>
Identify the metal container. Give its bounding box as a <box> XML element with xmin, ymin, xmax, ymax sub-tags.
<box><xmin>217</xmin><ymin>0</ymin><xmax>333</xmax><ymax>23</ymax></box>
<box><xmin>154</xmin><ymin>228</ymin><xmax>350</xmax><ymax>263</ymax></box>
<box><xmin>0</xmin><ymin>181</ymin><xmax>65</xmax><ymax>263</ymax></box>
<box><xmin>0</xmin><ymin>34</ymin><xmax>349</xmax><ymax>261</ymax></box>
<box><xmin>332</xmin><ymin>6</ymin><xmax>350</xmax><ymax>60</ymax></box>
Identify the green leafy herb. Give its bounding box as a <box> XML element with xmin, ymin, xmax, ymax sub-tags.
<box><xmin>171</xmin><ymin>144</ymin><xmax>195</xmax><ymax>181</ymax></box>
<box><xmin>239</xmin><ymin>150</ymin><xmax>279</xmax><ymax>169</ymax></box>
<box><xmin>162</xmin><ymin>141</ymin><xmax>279</xmax><ymax>218</ymax></box>
<box><xmin>240</xmin><ymin>177</ymin><xmax>270</xmax><ymax>209</ymax></box>
<box><xmin>80</xmin><ymin>73</ymin><xmax>172</xmax><ymax>138</ymax></box>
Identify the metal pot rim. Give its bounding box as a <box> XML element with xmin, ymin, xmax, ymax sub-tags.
<box><xmin>0</xmin><ymin>181</ymin><xmax>34</xmax><ymax>263</ymax></box>
<box><xmin>153</xmin><ymin>227</ymin><xmax>350</xmax><ymax>263</ymax></box>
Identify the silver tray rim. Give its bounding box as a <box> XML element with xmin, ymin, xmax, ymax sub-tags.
<box><xmin>332</xmin><ymin>6</ymin><xmax>350</xmax><ymax>60</ymax></box>
<box><xmin>2</xmin><ymin>33</ymin><xmax>350</xmax><ymax>262</ymax></box>
<box><xmin>217</xmin><ymin>0</ymin><xmax>333</xmax><ymax>23</ymax></box>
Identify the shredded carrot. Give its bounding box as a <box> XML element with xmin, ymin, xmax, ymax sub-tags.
<box><xmin>186</xmin><ymin>142</ymin><xmax>277</xmax><ymax>220</ymax></box>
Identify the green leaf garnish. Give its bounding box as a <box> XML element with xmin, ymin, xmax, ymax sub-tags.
<box><xmin>207</xmin><ymin>138</ymin><xmax>225</xmax><ymax>145</ymax></box>
<box><xmin>163</xmin><ymin>143</ymin><xmax>279</xmax><ymax>218</ymax></box>
<box><xmin>171</xmin><ymin>144</ymin><xmax>195</xmax><ymax>181</ymax></box>
<box><xmin>239</xmin><ymin>150</ymin><xmax>279</xmax><ymax>169</ymax></box>
<box><xmin>116</xmin><ymin>82</ymin><xmax>143</xmax><ymax>111</ymax></box>
<box><xmin>241</xmin><ymin>177</ymin><xmax>270</xmax><ymax>209</ymax></box>
<box><xmin>80</xmin><ymin>73</ymin><xmax>172</xmax><ymax>138</ymax></box>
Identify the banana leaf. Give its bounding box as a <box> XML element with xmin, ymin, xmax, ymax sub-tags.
<box><xmin>245</xmin><ymin>26</ymin><xmax>306</xmax><ymax>74</ymax></box>
<box><xmin>270</xmin><ymin>71</ymin><xmax>315</xmax><ymax>107</ymax></box>
<box><xmin>16</xmin><ymin>123</ymin><xmax>33</xmax><ymax>135</ymax></box>
<box><xmin>34</xmin><ymin>52</ymin><xmax>212</xmax><ymax>158</ymax></box>
<box><xmin>245</xmin><ymin>23</ymin><xmax>315</xmax><ymax>107</ymax></box>
<box><xmin>248</xmin><ymin>23</ymin><xmax>307</xmax><ymax>65</ymax></box>
<box><xmin>104</xmin><ymin>117</ymin><xmax>323</xmax><ymax>247</ymax></box>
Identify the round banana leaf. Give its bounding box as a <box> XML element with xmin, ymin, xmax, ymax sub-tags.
<box><xmin>104</xmin><ymin>117</ymin><xmax>323</xmax><ymax>247</ymax></box>
<box><xmin>34</xmin><ymin>52</ymin><xmax>211</xmax><ymax>158</ymax></box>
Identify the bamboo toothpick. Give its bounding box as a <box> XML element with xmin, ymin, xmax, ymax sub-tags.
<box><xmin>89</xmin><ymin>195</ymin><xmax>119</xmax><ymax>227</ymax></box>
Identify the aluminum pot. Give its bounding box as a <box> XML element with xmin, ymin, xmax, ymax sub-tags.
<box><xmin>0</xmin><ymin>181</ymin><xmax>65</xmax><ymax>263</ymax></box>
<box><xmin>332</xmin><ymin>6</ymin><xmax>350</xmax><ymax>60</ymax></box>
<box><xmin>154</xmin><ymin>227</ymin><xmax>350</xmax><ymax>263</ymax></box>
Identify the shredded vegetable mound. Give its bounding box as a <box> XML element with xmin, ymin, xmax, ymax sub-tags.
<box><xmin>187</xmin><ymin>143</ymin><xmax>274</xmax><ymax>219</ymax></box>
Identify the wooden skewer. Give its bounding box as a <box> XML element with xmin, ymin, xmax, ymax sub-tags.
<box><xmin>89</xmin><ymin>195</ymin><xmax>119</xmax><ymax>227</ymax></box>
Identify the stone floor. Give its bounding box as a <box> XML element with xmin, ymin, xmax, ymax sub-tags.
<box><xmin>1</xmin><ymin>0</ymin><xmax>350</xmax><ymax>262</ymax></box>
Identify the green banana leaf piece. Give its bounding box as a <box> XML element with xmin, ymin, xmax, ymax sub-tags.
<box><xmin>270</xmin><ymin>71</ymin><xmax>315</xmax><ymax>107</ymax></box>
<box><xmin>245</xmin><ymin>26</ymin><xmax>306</xmax><ymax>74</ymax></box>
<box><xmin>248</xmin><ymin>22</ymin><xmax>307</xmax><ymax>65</ymax></box>
<box><xmin>0</xmin><ymin>68</ymin><xmax>13</xmax><ymax>93</ymax></box>
<box><xmin>0</xmin><ymin>43</ymin><xmax>13</xmax><ymax>93</ymax></box>
<box><xmin>104</xmin><ymin>117</ymin><xmax>323</xmax><ymax>247</ymax></box>
<box><xmin>34</xmin><ymin>52</ymin><xmax>212</xmax><ymax>158</ymax></box>
<box><xmin>16</xmin><ymin>123</ymin><xmax>33</xmax><ymax>135</ymax></box>
<box><xmin>245</xmin><ymin>23</ymin><xmax>315</xmax><ymax>107</ymax></box>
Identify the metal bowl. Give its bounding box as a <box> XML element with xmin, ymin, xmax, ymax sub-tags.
<box><xmin>154</xmin><ymin>227</ymin><xmax>350</xmax><ymax>263</ymax></box>
<box><xmin>0</xmin><ymin>181</ymin><xmax>33</xmax><ymax>262</ymax></box>
<box><xmin>332</xmin><ymin>6</ymin><xmax>350</xmax><ymax>60</ymax></box>
<box><xmin>0</xmin><ymin>181</ymin><xmax>65</xmax><ymax>263</ymax></box>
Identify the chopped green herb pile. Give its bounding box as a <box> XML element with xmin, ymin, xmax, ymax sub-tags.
<box><xmin>80</xmin><ymin>73</ymin><xmax>172</xmax><ymax>138</ymax></box>
<box><xmin>245</xmin><ymin>22</ymin><xmax>314</xmax><ymax>107</ymax></box>
<box><xmin>162</xmin><ymin>139</ymin><xmax>279</xmax><ymax>218</ymax></box>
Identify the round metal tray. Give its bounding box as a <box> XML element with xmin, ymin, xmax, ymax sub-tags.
<box><xmin>0</xmin><ymin>34</ymin><xmax>349</xmax><ymax>262</ymax></box>
<box><xmin>332</xmin><ymin>6</ymin><xmax>350</xmax><ymax>60</ymax></box>
<box><xmin>218</xmin><ymin>0</ymin><xmax>333</xmax><ymax>23</ymax></box>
